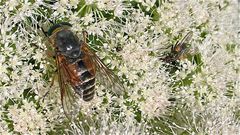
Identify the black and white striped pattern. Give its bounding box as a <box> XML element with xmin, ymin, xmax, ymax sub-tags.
<box><xmin>74</xmin><ymin>59</ymin><xmax>96</xmax><ymax>101</ymax></box>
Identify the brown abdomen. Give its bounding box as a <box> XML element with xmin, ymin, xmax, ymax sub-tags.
<box><xmin>73</xmin><ymin>56</ymin><xmax>96</xmax><ymax>101</ymax></box>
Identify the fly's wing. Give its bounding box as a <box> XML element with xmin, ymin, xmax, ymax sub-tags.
<box><xmin>174</xmin><ymin>31</ymin><xmax>193</xmax><ymax>60</ymax></box>
<box><xmin>56</xmin><ymin>55</ymin><xmax>81</xmax><ymax>120</ymax></box>
<box><xmin>81</xmin><ymin>43</ymin><xmax>125</xmax><ymax>96</ymax></box>
<box><xmin>159</xmin><ymin>32</ymin><xmax>193</xmax><ymax>62</ymax></box>
<box><xmin>174</xmin><ymin>31</ymin><xmax>193</xmax><ymax>52</ymax></box>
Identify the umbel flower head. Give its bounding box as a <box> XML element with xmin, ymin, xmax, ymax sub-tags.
<box><xmin>0</xmin><ymin>0</ymin><xmax>239</xmax><ymax>134</ymax></box>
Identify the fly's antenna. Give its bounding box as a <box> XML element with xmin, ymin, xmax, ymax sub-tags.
<box><xmin>49</xmin><ymin>19</ymin><xmax>54</xmax><ymax>24</ymax></box>
<box><xmin>36</xmin><ymin>22</ymin><xmax>48</xmax><ymax>37</ymax></box>
<box><xmin>82</xmin><ymin>31</ymin><xmax>88</xmax><ymax>43</ymax></box>
<box><xmin>41</xmin><ymin>26</ymin><xmax>48</xmax><ymax>37</ymax></box>
<box><xmin>37</xmin><ymin>19</ymin><xmax>55</xmax><ymax>37</ymax></box>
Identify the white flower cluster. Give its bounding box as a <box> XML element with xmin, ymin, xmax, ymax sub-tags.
<box><xmin>0</xmin><ymin>0</ymin><xmax>239</xmax><ymax>134</ymax></box>
<box><xmin>7</xmin><ymin>100</ymin><xmax>48</xmax><ymax>134</ymax></box>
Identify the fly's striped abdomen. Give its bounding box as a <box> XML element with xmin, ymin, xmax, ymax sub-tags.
<box><xmin>74</xmin><ymin>59</ymin><xmax>96</xmax><ymax>101</ymax></box>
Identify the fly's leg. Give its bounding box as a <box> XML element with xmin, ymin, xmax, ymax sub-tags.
<box><xmin>82</xmin><ymin>31</ymin><xmax>88</xmax><ymax>44</ymax></box>
<box><xmin>41</xmin><ymin>69</ymin><xmax>58</xmax><ymax>101</ymax></box>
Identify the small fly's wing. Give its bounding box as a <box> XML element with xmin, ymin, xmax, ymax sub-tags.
<box><xmin>81</xmin><ymin>43</ymin><xmax>125</xmax><ymax>96</ymax></box>
<box><xmin>174</xmin><ymin>31</ymin><xmax>193</xmax><ymax>60</ymax></box>
<box><xmin>56</xmin><ymin>55</ymin><xmax>81</xmax><ymax>119</ymax></box>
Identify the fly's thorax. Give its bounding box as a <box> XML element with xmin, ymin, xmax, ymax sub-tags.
<box><xmin>48</xmin><ymin>23</ymin><xmax>82</xmax><ymax>59</ymax></box>
<box><xmin>55</xmin><ymin>29</ymin><xmax>82</xmax><ymax>58</ymax></box>
<box><xmin>64</xmin><ymin>50</ymin><xmax>85</xmax><ymax>64</ymax></box>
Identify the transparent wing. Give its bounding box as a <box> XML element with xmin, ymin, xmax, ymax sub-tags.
<box><xmin>174</xmin><ymin>31</ymin><xmax>193</xmax><ymax>59</ymax></box>
<box><xmin>56</xmin><ymin>55</ymin><xmax>81</xmax><ymax>120</ymax></box>
<box><xmin>174</xmin><ymin>31</ymin><xmax>193</xmax><ymax>52</ymax></box>
<box><xmin>81</xmin><ymin>43</ymin><xmax>125</xmax><ymax>96</ymax></box>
